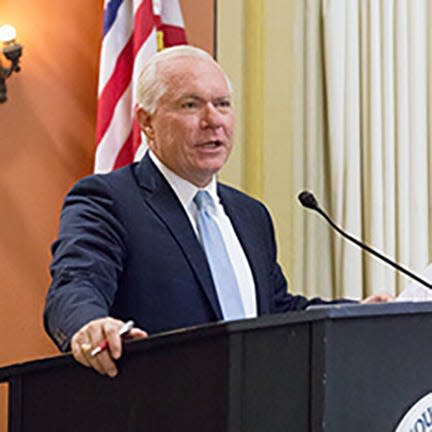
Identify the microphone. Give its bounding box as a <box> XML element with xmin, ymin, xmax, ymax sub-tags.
<box><xmin>298</xmin><ymin>190</ymin><xmax>432</xmax><ymax>290</ymax></box>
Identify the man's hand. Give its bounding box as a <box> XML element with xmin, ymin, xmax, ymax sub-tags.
<box><xmin>361</xmin><ymin>293</ymin><xmax>395</xmax><ymax>304</ymax></box>
<box><xmin>70</xmin><ymin>317</ymin><xmax>148</xmax><ymax>377</ymax></box>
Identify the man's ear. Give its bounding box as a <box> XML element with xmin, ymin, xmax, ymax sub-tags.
<box><xmin>136</xmin><ymin>106</ymin><xmax>155</xmax><ymax>141</ymax></box>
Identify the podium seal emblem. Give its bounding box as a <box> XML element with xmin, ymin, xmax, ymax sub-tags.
<box><xmin>396</xmin><ymin>393</ymin><xmax>432</xmax><ymax>432</ymax></box>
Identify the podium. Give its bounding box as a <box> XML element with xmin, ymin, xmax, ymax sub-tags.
<box><xmin>2</xmin><ymin>302</ymin><xmax>432</xmax><ymax>431</ymax></box>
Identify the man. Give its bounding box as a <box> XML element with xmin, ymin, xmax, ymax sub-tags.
<box><xmin>44</xmin><ymin>46</ymin><xmax>389</xmax><ymax>378</ymax></box>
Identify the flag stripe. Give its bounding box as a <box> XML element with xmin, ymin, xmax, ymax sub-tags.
<box><xmin>96</xmin><ymin>34</ymin><xmax>156</xmax><ymax>173</ymax></box>
<box><xmin>95</xmin><ymin>0</ymin><xmax>187</xmax><ymax>174</ymax></box>
<box><xmin>96</xmin><ymin>37</ymin><xmax>135</xmax><ymax>144</ymax></box>
<box><xmin>131</xmin><ymin>28</ymin><xmax>158</xmax><ymax>100</ymax></box>
<box><xmin>95</xmin><ymin>86</ymin><xmax>134</xmax><ymax>173</ymax></box>
<box><xmin>133</xmin><ymin>0</ymin><xmax>155</xmax><ymax>53</ymax></box>
<box><xmin>161</xmin><ymin>0</ymin><xmax>185</xmax><ymax>26</ymax></box>
<box><xmin>98</xmin><ymin>1</ymin><xmax>133</xmax><ymax>94</ymax></box>
<box><xmin>160</xmin><ymin>24</ymin><xmax>187</xmax><ymax>47</ymax></box>
<box><xmin>113</xmin><ymin>130</ymin><xmax>134</xmax><ymax>169</ymax></box>
<box><xmin>96</xmin><ymin>1</ymin><xmax>154</xmax><ymax>145</ymax></box>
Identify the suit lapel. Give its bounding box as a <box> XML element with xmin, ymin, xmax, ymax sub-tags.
<box><xmin>134</xmin><ymin>155</ymin><xmax>223</xmax><ymax>319</ymax></box>
<box><xmin>218</xmin><ymin>186</ymin><xmax>270</xmax><ymax>315</ymax></box>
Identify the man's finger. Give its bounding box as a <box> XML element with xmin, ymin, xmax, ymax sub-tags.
<box><xmin>71</xmin><ymin>335</ymin><xmax>92</xmax><ymax>367</ymax></box>
<box><xmin>361</xmin><ymin>293</ymin><xmax>395</xmax><ymax>304</ymax></box>
<box><xmin>90</xmin><ymin>349</ymin><xmax>118</xmax><ymax>377</ymax></box>
<box><xmin>103</xmin><ymin>323</ymin><xmax>124</xmax><ymax>360</ymax></box>
<box><xmin>125</xmin><ymin>328</ymin><xmax>148</xmax><ymax>340</ymax></box>
<box><xmin>87</xmin><ymin>325</ymin><xmax>120</xmax><ymax>377</ymax></box>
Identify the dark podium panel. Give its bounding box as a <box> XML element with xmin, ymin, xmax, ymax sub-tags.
<box><xmin>2</xmin><ymin>302</ymin><xmax>432</xmax><ymax>431</ymax></box>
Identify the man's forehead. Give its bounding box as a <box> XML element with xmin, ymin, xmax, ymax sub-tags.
<box><xmin>159</xmin><ymin>56</ymin><xmax>223</xmax><ymax>81</ymax></box>
<box><xmin>158</xmin><ymin>57</ymin><xmax>230</xmax><ymax>99</ymax></box>
<box><xmin>159</xmin><ymin>54</ymin><xmax>213</xmax><ymax>69</ymax></box>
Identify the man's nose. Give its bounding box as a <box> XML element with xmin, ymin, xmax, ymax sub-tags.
<box><xmin>200</xmin><ymin>103</ymin><xmax>223</xmax><ymax>129</ymax></box>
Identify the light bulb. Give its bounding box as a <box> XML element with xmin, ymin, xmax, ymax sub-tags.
<box><xmin>0</xmin><ymin>24</ymin><xmax>17</xmax><ymax>44</ymax></box>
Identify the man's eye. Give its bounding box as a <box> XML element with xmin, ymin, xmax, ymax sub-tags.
<box><xmin>182</xmin><ymin>101</ymin><xmax>198</xmax><ymax>109</ymax></box>
<box><xmin>216</xmin><ymin>100</ymin><xmax>231</xmax><ymax>108</ymax></box>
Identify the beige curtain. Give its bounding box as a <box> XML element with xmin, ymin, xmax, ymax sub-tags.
<box><xmin>286</xmin><ymin>0</ymin><xmax>432</xmax><ymax>298</ymax></box>
<box><xmin>218</xmin><ymin>0</ymin><xmax>432</xmax><ymax>300</ymax></box>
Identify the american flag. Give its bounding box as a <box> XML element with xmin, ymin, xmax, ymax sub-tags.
<box><xmin>95</xmin><ymin>0</ymin><xmax>187</xmax><ymax>173</ymax></box>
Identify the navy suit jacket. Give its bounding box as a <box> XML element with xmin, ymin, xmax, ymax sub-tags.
<box><xmin>45</xmin><ymin>154</ymin><xmax>335</xmax><ymax>351</ymax></box>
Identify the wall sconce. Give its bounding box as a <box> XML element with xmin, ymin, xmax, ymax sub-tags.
<box><xmin>0</xmin><ymin>24</ymin><xmax>23</xmax><ymax>103</ymax></box>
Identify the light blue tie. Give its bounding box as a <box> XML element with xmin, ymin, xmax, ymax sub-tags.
<box><xmin>194</xmin><ymin>190</ymin><xmax>245</xmax><ymax>321</ymax></box>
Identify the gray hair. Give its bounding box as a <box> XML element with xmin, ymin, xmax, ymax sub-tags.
<box><xmin>136</xmin><ymin>45</ymin><xmax>233</xmax><ymax>114</ymax></box>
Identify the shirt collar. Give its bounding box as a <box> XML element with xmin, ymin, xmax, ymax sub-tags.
<box><xmin>149</xmin><ymin>150</ymin><xmax>219</xmax><ymax>209</ymax></box>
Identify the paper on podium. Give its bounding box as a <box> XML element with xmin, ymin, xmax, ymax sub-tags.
<box><xmin>396</xmin><ymin>263</ymin><xmax>432</xmax><ymax>302</ymax></box>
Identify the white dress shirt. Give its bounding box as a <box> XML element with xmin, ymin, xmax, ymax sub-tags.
<box><xmin>149</xmin><ymin>151</ymin><xmax>257</xmax><ymax>318</ymax></box>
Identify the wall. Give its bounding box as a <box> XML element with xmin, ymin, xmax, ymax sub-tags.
<box><xmin>0</xmin><ymin>0</ymin><xmax>104</xmax><ymax>368</ymax></box>
<box><xmin>0</xmin><ymin>0</ymin><xmax>214</xmax><ymax>429</ymax></box>
<box><xmin>217</xmin><ymin>0</ymin><xmax>301</xmax><ymax>288</ymax></box>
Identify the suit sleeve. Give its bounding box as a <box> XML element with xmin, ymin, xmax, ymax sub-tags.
<box><xmin>44</xmin><ymin>175</ymin><xmax>126</xmax><ymax>351</ymax></box>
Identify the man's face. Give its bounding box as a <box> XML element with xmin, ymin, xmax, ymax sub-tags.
<box><xmin>138</xmin><ymin>56</ymin><xmax>235</xmax><ymax>187</ymax></box>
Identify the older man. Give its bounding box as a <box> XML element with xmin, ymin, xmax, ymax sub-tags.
<box><xmin>44</xmin><ymin>46</ymin><xmax>389</xmax><ymax>378</ymax></box>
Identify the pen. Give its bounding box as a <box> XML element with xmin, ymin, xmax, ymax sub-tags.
<box><xmin>90</xmin><ymin>320</ymin><xmax>135</xmax><ymax>357</ymax></box>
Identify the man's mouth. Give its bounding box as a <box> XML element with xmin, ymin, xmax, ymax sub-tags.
<box><xmin>199</xmin><ymin>140</ymin><xmax>223</xmax><ymax>148</ymax></box>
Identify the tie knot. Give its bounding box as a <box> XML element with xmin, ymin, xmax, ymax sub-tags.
<box><xmin>194</xmin><ymin>190</ymin><xmax>213</xmax><ymax>211</ymax></box>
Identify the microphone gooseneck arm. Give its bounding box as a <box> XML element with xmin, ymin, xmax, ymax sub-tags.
<box><xmin>298</xmin><ymin>191</ymin><xmax>432</xmax><ymax>290</ymax></box>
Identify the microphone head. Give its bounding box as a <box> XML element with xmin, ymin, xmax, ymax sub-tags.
<box><xmin>298</xmin><ymin>191</ymin><xmax>320</xmax><ymax>210</ymax></box>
